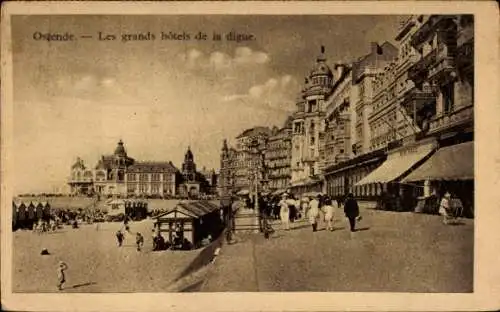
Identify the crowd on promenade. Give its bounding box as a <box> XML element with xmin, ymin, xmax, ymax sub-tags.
<box><xmin>253</xmin><ymin>192</ymin><xmax>362</xmax><ymax>234</ymax></box>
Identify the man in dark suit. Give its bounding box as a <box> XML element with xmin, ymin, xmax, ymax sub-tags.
<box><xmin>344</xmin><ymin>193</ymin><xmax>360</xmax><ymax>232</ymax></box>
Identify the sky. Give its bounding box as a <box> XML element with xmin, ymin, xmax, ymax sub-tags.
<box><xmin>11</xmin><ymin>15</ymin><xmax>406</xmax><ymax>194</ymax></box>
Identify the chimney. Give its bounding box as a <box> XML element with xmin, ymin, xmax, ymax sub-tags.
<box><xmin>334</xmin><ymin>63</ymin><xmax>345</xmax><ymax>79</ymax></box>
<box><xmin>371</xmin><ymin>42</ymin><xmax>378</xmax><ymax>54</ymax></box>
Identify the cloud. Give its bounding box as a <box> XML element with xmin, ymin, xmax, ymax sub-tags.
<box><xmin>222</xmin><ymin>75</ymin><xmax>300</xmax><ymax>113</ymax></box>
<box><xmin>209</xmin><ymin>51</ymin><xmax>232</xmax><ymax>70</ymax></box>
<box><xmin>234</xmin><ymin>47</ymin><xmax>269</xmax><ymax>65</ymax></box>
<box><xmin>180</xmin><ymin>46</ymin><xmax>270</xmax><ymax>72</ymax></box>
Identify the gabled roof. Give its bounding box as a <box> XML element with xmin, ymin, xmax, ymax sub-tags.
<box><xmin>95</xmin><ymin>156</ymin><xmax>114</xmax><ymax>170</ymax></box>
<box><xmin>155</xmin><ymin>200</ymin><xmax>219</xmax><ymax>219</ymax></box>
<box><xmin>128</xmin><ymin>161</ymin><xmax>178</xmax><ymax>173</ymax></box>
<box><xmin>236</xmin><ymin>126</ymin><xmax>272</xmax><ymax>139</ymax></box>
<box><xmin>71</xmin><ymin>158</ymin><xmax>86</xmax><ymax>170</ymax></box>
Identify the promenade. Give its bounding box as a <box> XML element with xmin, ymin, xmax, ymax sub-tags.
<box><xmin>200</xmin><ymin>206</ymin><xmax>473</xmax><ymax>292</ymax></box>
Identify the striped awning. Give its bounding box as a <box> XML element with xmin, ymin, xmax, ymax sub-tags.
<box><xmin>356</xmin><ymin>142</ymin><xmax>436</xmax><ymax>186</ymax></box>
<box><xmin>402</xmin><ymin>141</ymin><xmax>473</xmax><ymax>182</ymax></box>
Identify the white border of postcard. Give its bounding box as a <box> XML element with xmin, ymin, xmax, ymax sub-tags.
<box><xmin>2</xmin><ymin>1</ymin><xmax>499</xmax><ymax>311</ymax></box>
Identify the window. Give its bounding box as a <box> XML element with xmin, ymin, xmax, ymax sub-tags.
<box><xmin>310</xmin><ymin>136</ymin><xmax>315</xmax><ymax>145</ymax></box>
<box><xmin>340</xmin><ymin>149</ymin><xmax>344</xmax><ymax>154</ymax></box>
<box><xmin>127</xmin><ymin>184</ymin><xmax>136</xmax><ymax>193</ymax></box>
<box><xmin>442</xmin><ymin>82</ymin><xmax>455</xmax><ymax>113</ymax></box>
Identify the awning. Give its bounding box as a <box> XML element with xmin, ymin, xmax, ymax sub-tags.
<box><xmin>402</xmin><ymin>141</ymin><xmax>473</xmax><ymax>182</ymax></box>
<box><xmin>356</xmin><ymin>142</ymin><xmax>436</xmax><ymax>186</ymax></box>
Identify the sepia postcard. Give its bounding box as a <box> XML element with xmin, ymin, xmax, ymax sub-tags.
<box><xmin>1</xmin><ymin>1</ymin><xmax>499</xmax><ymax>311</ymax></box>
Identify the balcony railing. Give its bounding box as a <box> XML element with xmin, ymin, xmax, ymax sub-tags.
<box><xmin>400</xmin><ymin>85</ymin><xmax>435</xmax><ymax>115</ymax></box>
<box><xmin>428</xmin><ymin>104</ymin><xmax>473</xmax><ymax>135</ymax></box>
<box><xmin>408</xmin><ymin>48</ymin><xmax>437</xmax><ymax>83</ymax></box>
<box><xmin>428</xmin><ymin>48</ymin><xmax>455</xmax><ymax>82</ymax></box>
<box><xmin>68</xmin><ymin>178</ymin><xmax>93</xmax><ymax>183</ymax></box>
<box><xmin>456</xmin><ymin>38</ymin><xmax>474</xmax><ymax>72</ymax></box>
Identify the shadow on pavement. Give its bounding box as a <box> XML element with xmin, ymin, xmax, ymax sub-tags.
<box><xmin>291</xmin><ymin>224</ymin><xmax>313</xmax><ymax>230</ymax></box>
<box><xmin>173</xmin><ymin>229</ymin><xmax>225</xmax><ymax>283</ymax></box>
<box><xmin>355</xmin><ymin>227</ymin><xmax>370</xmax><ymax>232</ymax></box>
<box><xmin>447</xmin><ymin>222</ymin><xmax>466</xmax><ymax>226</ymax></box>
<box><xmin>179</xmin><ymin>279</ymin><xmax>205</xmax><ymax>292</ymax></box>
<box><xmin>71</xmin><ymin>282</ymin><xmax>97</xmax><ymax>289</ymax></box>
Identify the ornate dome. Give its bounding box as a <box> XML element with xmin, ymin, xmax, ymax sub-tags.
<box><xmin>310</xmin><ymin>62</ymin><xmax>333</xmax><ymax>77</ymax></box>
<box><xmin>310</xmin><ymin>46</ymin><xmax>333</xmax><ymax>78</ymax></box>
<box><xmin>114</xmin><ymin>140</ymin><xmax>127</xmax><ymax>156</ymax></box>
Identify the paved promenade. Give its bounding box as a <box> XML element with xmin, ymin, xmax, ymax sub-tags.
<box><xmin>201</xmin><ymin>207</ymin><xmax>473</xmax><ymax>292</ymax></box>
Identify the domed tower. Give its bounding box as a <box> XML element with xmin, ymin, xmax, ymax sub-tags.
<box><xmin>291</xmin><ymin>46</ymin><xmax>334</xmax><ymax>184</ymax></box>
<box><xmin>182</xmin><ymin>146</ymin><xmax>196</xmax><ymax>182</ymax></box>
<box><xmin>114</xmin><ymin>139</ymin><xmax>127</xmax><ymax>157</ymax></box>
<box><xmin>111</xmin><ymin>139</ymin><xmax>133</xmax><ymax>183</ymax></box>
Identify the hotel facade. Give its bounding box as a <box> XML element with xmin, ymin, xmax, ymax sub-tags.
<box><xmin>69</xmin><ymin>141</ymin><xmax>216</xmax><ymax>198</ymax></box>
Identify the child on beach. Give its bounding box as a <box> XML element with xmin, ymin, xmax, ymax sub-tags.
<box><xmin>57</xmin><ymin>261</ymin><xmax>68</xmax><ymax>291</ymax></box>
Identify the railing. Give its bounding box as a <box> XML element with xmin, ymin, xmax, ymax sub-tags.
<box><xmin>408</xmin><ymin>48</ymin><xmax>437</xmax><ymax>82</ymax></box>
<box><xmin>428</xmin><ymin>48</ymin><xmax>455</xmax><ymax>80</ymax></box>
<box><xmin>428</xmin><ymin>104</ymin><xmax>473</xmax><ymax>134</ymax></box>
<box><xmin>67</xmin><ymin>178</ymin><xmax>93</xmax><ymax>183</ymax></box>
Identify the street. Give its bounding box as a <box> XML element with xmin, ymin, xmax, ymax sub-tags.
<box><xmin>200</xmin><ymin>206</ymin><xmax>473</xmax><ymax>292</ymax></box>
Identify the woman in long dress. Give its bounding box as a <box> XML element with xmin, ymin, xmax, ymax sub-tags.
<box><xmin>279</xmin><ymin>193</ymin><xmax>290</xmax><ymax>231</ymax></box>
<box><xmin>323</xmin><ymin>196</ymin><xmax>336</xmax><ymax>231</ymax></box>
<box><xmin>307</xmin><ymin>196</ymin><xmax>320</xmax><ymax>232</ymax></box>
<box><xmin>439</xmin><ymin>192</ymin><xmax>452</xmax><ymax>224</ymax></box>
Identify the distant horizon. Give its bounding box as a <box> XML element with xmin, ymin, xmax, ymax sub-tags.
<box><xmin>11</xmin><ymin>15</ymin><xmax>405</xmax><ymax>194</ymax></box>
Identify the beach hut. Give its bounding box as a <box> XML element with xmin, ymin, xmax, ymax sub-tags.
<box><xmin>17</xmin><ymin>201</ymin><xmax>26</xmax><ymax>225</ymax></box>
<box><xmin>154</xmin><ymin>201</ymin><xmax>222</xmax><ymax>250</ymax></box>
<box><xmin>107</xmin><ymin>199</ymin><xmax>125</xmax><ymax>216</ymax></box>
<box><xmin>12</xmin><ymin>200</ymin><xmax>21</xmax><ymax>230</ymax></box>
<box><xmin>41</xmin><ymin>201</ymin><xmax>51</xmax><ymax>220</ymax></box>
<box><xmin>27</xmin><ymin>201</ymin><xmax>36</xmax><ymax>222</ymax></box>
<box><xmin>35</xmin><ymin>202</ymin><xmax>44</xmax><ymax>220</ymax></box>
<box><xmin>124</xmin><ymin>200</ymin><xmax>147</xmax><ymax>220</ymax></box>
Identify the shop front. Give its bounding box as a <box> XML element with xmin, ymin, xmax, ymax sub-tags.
<box><xmin>401</xmin><ymin>141</ymin><xmax>474</xmax><ymax>217</ymax></box>
<box><xmin>324</xmin><ymin>149</ymin><xmax>387</xmax><ymax>203</ymax></box>
<box><xmin>355</xmin><ymin>138</ymin><xmax>438</xmax><ymax>211</ymax></box>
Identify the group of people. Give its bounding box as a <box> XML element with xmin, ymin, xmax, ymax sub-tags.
<box><xmin>32</xmin><ymin>218</ymin><xmax>61</xmax><ymax>233</ymax></box>
<box><xmin>276</xmin><ymin>192</ymin><xmax>361</xmax><ymax>233</ymax></box>
<box><xmin>252</xmin><ymin>192</ymin><xmax>361</xmax><ymax>234</ymax></box>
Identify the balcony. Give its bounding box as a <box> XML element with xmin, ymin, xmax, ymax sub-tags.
<box><xmin>408</xmin><ymin>49</ymin><xmax>437</xmax><ymax>84</ymax></box>
<box><xmin>67</xmin><ymin>178</ymin><xmax>93</xmax><ymax>184</ymax></box>
<box><xmin>456</xmin><ymin>38</ymin><xmax>474</xmax><ymax>73</ymax></box>
<box><xmin>410</xmin><ymin>15</ymin><xmax>457</xmax><ymax>48</ymax></box>
<box><xmin>428</xmin><ymin>104</ymin><xmax>473</xmax><ymax>135</ymax></box>
<box><xmin>400</xmin><ymin>85</ymin><xmax>435</xmax><ymax>116</ymax></box>
<box><xmin>428</xmin><ymin>48</ymin><xmax>455</xmax><ymax>83</ymax></box>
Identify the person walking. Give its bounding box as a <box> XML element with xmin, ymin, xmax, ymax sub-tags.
<box><xmin>57</xmin><ymin>261</ymin><xmax>68</xmax><ymax>291</ymax></box>
<box><xmin>279</xmin><ymin>193</ymin><xmax>290</xmax><ymax>231</ymax></box>
<box><xmin>258</xmin><ymin>193</ymin><xmax>267</xmax><ymax>233</ymax></box>
<box><xmin>323</xmin><ymin>196</ymin><xmax>336</xmax><ymax>231</ymax></box>
<box><xmin>439</xmin><ymin>192</ymin><xmax>452</xmax><ymax>225</ymax></box>
<box><xmin>344</xmin><ymin>193</ymin><xmax>360</xmax><ymax>232</ymax></box>
<box><xmin>116</xmin><ymin>230</ymin><xmax>124</xmax><ymax>247</ymax></box>
<box><xmin>308</xmin><ymin>194</ymin><xmax>321</xmax><ymax>232</ymax></box>
<box><xmin>301</xmin><ymin>196</ymin><xmax>310</xmax><ymax>220</ymax></box>
<box><xmin>135</xmin><ymin>232</ymin><xmax>144</xmax><ymax>251</ymax></box>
